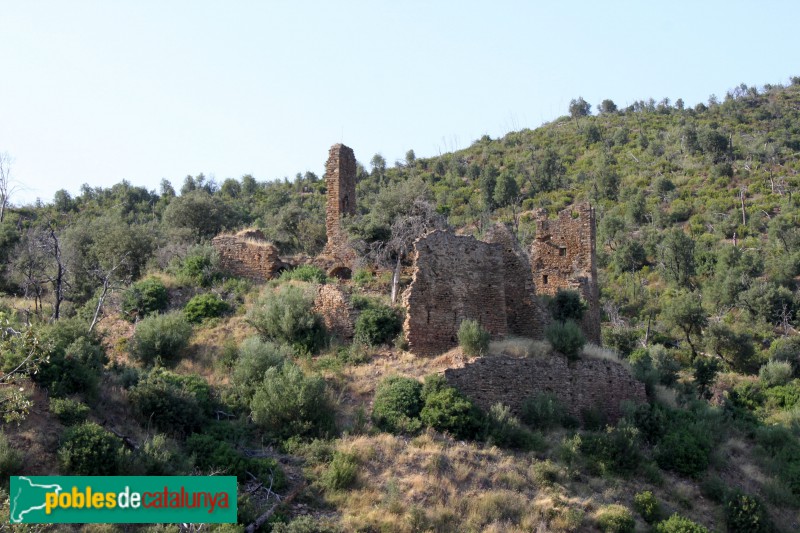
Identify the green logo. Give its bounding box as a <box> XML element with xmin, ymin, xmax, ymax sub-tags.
<box><xmin>9</xmin><ymin>476</ymin><xmax>237</xmax><ymax>524</ymax></box>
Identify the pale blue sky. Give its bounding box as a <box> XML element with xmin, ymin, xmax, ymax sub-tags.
<box><xmin>2</xmin><ymin>1</ymin><xmax>798</xmax><ymax>204</ymax></box>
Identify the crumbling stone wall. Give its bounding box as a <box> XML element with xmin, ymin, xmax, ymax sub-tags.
<box><xmin>445</xmin><ymin>354</ymin><xmax>646</xmax><ymax>423</ymax></box>
<box><xmin>403</xmin><ymin>231</ymin><xmax>508</xmax><ymax>356</ymax></box>
<box><xmin>530</xmin><ymin>203</ymin><xmax>601</xmax><ymax>344</ymax></box>
<box><xmin>313</xmin><ymin>284</ymin><xmax>356</xmax><ymax>340</ymax></box>
<box><xmin>211</xmin><ymin>229</ymin><xmax>289</xmax><ymax>281</ymax></box>
<box><xmin>320</xmin><ymin>143</ymin><xmax>358</xmax><ymax>275</ymax></box>
<box><xmin>484</xmin><ymin>223</ymin><xmax>550</xmax><ymax>339</ymax></box>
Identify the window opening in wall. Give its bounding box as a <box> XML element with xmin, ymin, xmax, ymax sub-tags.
<box><xmin>542</xmin><ymin>275</ymin><xmax>548</xmax><ymax>285</ymax></box>
<box><xmin>559</xmin><ymin>247</ymin><xmax>567</xmax><ymax>256</ymax></box>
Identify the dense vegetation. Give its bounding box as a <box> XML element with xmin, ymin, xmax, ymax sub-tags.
<box><xmin>1</xmin><ymin>77</ymin><xmax>800</xmax><ymax>531</ymax></box>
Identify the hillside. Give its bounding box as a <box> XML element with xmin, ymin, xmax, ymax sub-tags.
<box><xmin>1</xmin><ymin>78</ymin><xmax>800</xmax><ymax>532</ymax></box>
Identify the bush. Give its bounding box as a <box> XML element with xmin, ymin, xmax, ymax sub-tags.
<box><xmin>521</xmin><ymin>392</ymin><xmax>566</xmax><ymax>430</ymax></box>
<box><xmin>183</xmin><ymin>292</ymin><xmax>229</xmax><ymax>323</ymax></box>
<box><xmin>655</xmin><ymin>429</ymin><xmax>711</xmax><ymax>477</ymax></box>
<box><xmin>580</xmin><ymin>424</ymin><xmax>642</xmax><ymax>475</ymax></box>
<box><xmin>633</xmin><ymin>491</ymin><xmax>661</xmax><ymax>523</ymax></box>
<box><xmin>760</xmin><ymin>360</ymin><xmax>793</xmax><ymax>387</ymax></box>
<box><xmin>484</xmin><ymin>403</ymin><xmax>542</xmax><ymax>450</ymax></box>
<box><xmin>231</xmin><ymin>337</ymin><xmax>291</xmax><ymax>400</ymax></box>
<box><xmin>280</xmin><ymin>265</ymin><xmax>327</xmax><ymax>284</ymax></box>
<box><xmin>49</xmin><ymin>397</ymin><xmax>90</xmax><ymax>426</ymax></box>
<box><xmin>655</xmin><ymin>513</ymin><xmax>709</xmax><ymax>533</ymax></box>
<box><xmin>251</xmin><ymin>362</ymin><xmax>335</xmax><ymax>439</ymax></box>
<box><xmin>0</xmin><ymin>432</ymin><xmax>22</xmax><ymax>483</ymax></box>
<box><xmin>420</xmin><ymin>386</ymin><xmax>483</xmax><ymax>439</ymax></box>
<box><xmin>595</xmin><ymin>504</ymin><xmax>635</xmax><ymax>533</ymax></box>
<box><xmin>169</xmin><ymin>244</ymin><xmax>222</xmax><ymax>287</ymax></box>
<box><xmin>545</xmin><ymin>320</ymin><xmax>585</xmax><ymax>360</ymax></box>
<box><xmin>549</xmin><ymin>289</ymin><xmax>586</xmax><ymax>323</ymax></box>
<box><xmin>321</xmin><ymin>451</ymin><xmax>358</xmax><ymax>490</ymax></box>
<box><xmin>185</xmin><ymin>433</ymin><xmax>285</xmax><ymax>486</ymax></box>
<box><xmin>121</xmin><ymin>277</ymin><xmax>168</xmax><ymax>321</ymax></box>
<box><xmin>58</xmin><ymin>422</ymin><xmax>128</xmax><ymax>475</ymax></box>
<box><xmin>137</xmin><ymin>434</ymin><xmax>190</xmax><ymax>476</ymax></box>
<box><xmin>650</xmin><ymin>344</ymin><xmax>680</xmax><ymax>386</ymax></box>
<box><xmin>354</xmin><ymin>306</ymin><xmax>402</xmax><ymax>346</ymax></box>
<box><xmin>129</xmin><ymin>311</ymin><xmax>192</xmax><ymax>366</ymax></box>
<box><xmin>38</xmin><ymin>335</ymin><xmax>107</xmax><ymax>398</ymax></box>
<box><xmin>725</xmin><ymin>491</ymin><xmax>770</xmax><ymax>533</ymax></box>
<box><xmin>372</xmin><ymin>376</ymin><xmax>423</xmax><ymax>434</ymax></box>
<box><xmin>457</xmin><ymin>319</ymin><xmax>490</xmax><ymax>356</ymax></box>
<box><xmin>247</xmin><ymin>285</ymin><xmax>326</xmax><ymax>353</ymax></box>
<box><xmin>627</xmin><ymin>402</ymin><xmax>669</xmax><ymax>444</ymax></box>
<box><xmin>128</xmin><ymin>369</ymin><xmax>210</xmax><ymax>435</ymax></box>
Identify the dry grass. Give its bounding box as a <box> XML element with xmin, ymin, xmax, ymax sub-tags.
<box><xmin>581</xmin><ymin>343</ymin><xmax>623</xmax><ymax>362</ymax></box>
<box><xmin>489</xmin><ymin>337</ymin><xmax>552</xmax><ymax>359</ymax></box>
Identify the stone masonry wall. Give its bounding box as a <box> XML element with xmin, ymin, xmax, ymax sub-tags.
<box><xmin>445</xmin><ymin>355</ymin><xmax>646</xmax><ymax>423</ymax></box>
<box><xmin>530</xmin><ymin>203</ymin><xmax>601</xmax><ymax>344</ymax></box>
<box><xmin>484</xmin><ymin>223</ymin><xmax>550</xmax><ymax>339</ymax></box>
<box><xmin>322</xmin><ymin>144</ymin><xmax>357</xmax><ymax>268</ymax></box>
<box><xmin>211</xmin><ymin>229</ymin><xmax>288</xmax><ymax>281</ymax></box>
<box><xmin>313</xmin><ymin>284</ymin><xmax>356</xmax><ymax>340</ymax></box>
<box><xmin>403</xmin><ymin>231</ymin><xmax>507</xmax><ymax>356</ymax></box>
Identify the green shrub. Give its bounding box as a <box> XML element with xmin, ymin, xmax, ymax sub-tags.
<box><xmin>121</xmin><ymin>277</ymin><xmax>168</xmax><ymax>321</ymax></box>
<box><xmin>372</xmin><ymin>376</ymin><xmax>423</xmax><ymax>434</ymax></box>
<box><xmin>725</xmin><ymin>491</ymin><xmax>770</xmax><ymax>533</ymax></box>
<box><xmin>128</xmin><ymin>369</ymin><xmax>210</xmax><ymax>435</ymax></box>
<box><xmin>129</xmin><ymin>311</ymin><xmax>192</xmax><ymax>366</ymax></box>
<box><xmin>137</xmin><ymin>434</ymin><xmax>190</xmax><ymax>476</ymax></box>
<box><xmin>26</xmin><ymin>319</ymin><xmax>107</xmax><ymax>399</ymax></box>
<box><xmin>650</xmin><ymin>344</ymin><xmax>680</xmax><ymax>386</ymax></box>
<box><xmin>457</xmin><ymin>319</ymin><xmax>490</xmax><ymax>356</ymax></box>
<box><xmin>769</xmin><ymin>336</ymin><xmax>800</xmax><ymax>377</ymax></box>
<box><xmin>763</xmin><ymin>381</ymin><xmax>800</xmax><ymax>410</ymax></box>
<box><xmin>602</xmin><ymin>326</ymin><xmax>640</xmax><ymax>358</ymax></box>
<box><xmin>420</xmin><ymin>385</ymin><xmax>483</xmax><ymax>439</ymax></box>
<box><xmin>595</xmin><ymin>504</ymin><xmax>635</xmax><ymax>533</ymax></box>
<box><xmin>627</xmin><ymin>402</ymin><xmax>669</xmax><ymax>444</ymax></box>
<box><xmin>352</xmin><ymin>268</ymin><xmax>373</xmax><ymax>287</ymax></box>
<box><xmin>655</xmin><ymin>429</ymin><xmax>711</xmax><ymax>477</ymax></box>
<box><xmin>250</xmin><ymin>362</ymin><xmax>335</xmax><ymax>439</ymax></box>
<box><xmin>484</xmin><ymin>403</ymin><xmax>542</xmax><ymax>450</ymax></box>
<box><xmin>184</xmin><ymin>292</ymin><xmax>229</xmax><ymax>323</ymax></box>
<box><xmin>321</xmin><ymin>451</ymin><xmax>358</xmax><ymax>490</ymax></box>
<box><xmin>580</xmin><ymin>424</ymin><xmax>642</xmax><ymax>475</ymax></box>
<box><xmin>760</xmin><ymin>360</ymin><xmax>793</xmax><ymax>387</ymax></box>
<box><xmin>521</xmin><ymin>392</ymin><xmax>566</xmax><ymax>430</ymax></box>
<box><xmin>545</xmin><ymin>320</ymin><xmax>585</xmax><ymax>360</ymax></box>
<box><xmin>654</xmin><ymin>513</ymin><xmax>709</xmax><ymax>533</ymax></box>
<box><xmin>549</xmin><ymin>289</ymin><xmax>586</xmax><ymax>323</ymax></box>
<box><xmin>580</xmin><ymin>407</ymin><xmax>607</xmax><ymax>430</ymax></box>
<box><xmin>354</xmin><ymin>306</ymin><xmax>402</xmax><ymax>346</ymax></box>
<box><xmin>231</xmin><ymin>337</ymin><xmax>291</xmax><ymax>400</ymax></box>
<box><xmin>247</xmin><ymin>285</ymin><xmax>326</xmax><ymax>353</ymax></box>
<box><xmin>169</xmin><ymin>244</ymin><xmax>221</xmax><ymax>287</ymax></box>
<box><xmin>58</xmin><ymin>422</ymin><xmax>128</xmax><ymax>475</ymax></box>
<box><xmin>49</xmin><ymin>397</ymin><xmax>90</xmax><ymax>426</ymax></box>
<box><xmin>633</xmin><ymin>490</ymin><xmax>661</xmax><ymax>523</ymax></box>
<box><xmin>279</xmin><ymin>264</ymin><xmax>327</xmax><ymax>284</ymax></box>
<box><xmin>0</xmin><ymin>432</ymin><xmax>22</xmax><ymax>483</ymax></box>
<box><xmin>186</xmin><ymin>433</ymin><xmax>285</xmax><ymax>486</ymax></box>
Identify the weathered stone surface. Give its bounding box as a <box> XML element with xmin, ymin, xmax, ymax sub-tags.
<box><xmin>445</xmin><ymin>354</ymin><xmax>646</xmax><ymax>423</ymax></box>
<box><xmin>320</xmin><ymin>143</ymin><xmax>358</xmax><ymax>274</ymax></box>
<box><xmin>211</xmin><ymin>229</ymin><xmax>289</xmax><ymax>281</ymax></box>
<box><xmin>484</xmin><ymin>223</ymin><xmax>550</xmax><ymax>339</ymax></box>
<box><xmin>313</xmin><ymin>284</ymin><xmax>356</xmax><ymax>340</ymax></box>
<box><xmin>530</xmin><ymin>203</ymin><xmax>601</xmax><ymax>344</ymax></box>
<box><xmin>403</xmin><ymin>230</ymin><xmax>508</xmax><ymax>356</ymax></box>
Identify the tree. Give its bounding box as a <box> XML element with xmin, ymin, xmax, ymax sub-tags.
<box><xmin>370</xmin><ymin>153</ymin><xmax>387</xmax><ymax>179</ymax></box>
<box><xmin>493</xmin><ymin>171</ymin><xmax>519</xmax><ymax>208</ymax></box>
<box><xmin>662</xmin><ymin>292</ymin><xmax>707</xmax><ymax>359</ymax></box>
<box><xmin>658</xmin><ymin>229</ymin><xmax>696</xmax><ymax>288</ymax></box>
<box><xmin>405</xmin><ymin>149</ymin><xmax>416</xmax><ymax>167</ymax></box>
<box><xmin>569</xmin><ymin>97</ymin><xmax>591</xmax><ymax>118</ymax></box>
<box><xmin>599</xmin><ymin>99</ymin><xmax>617</xmax><ymax>114</ymax></box>
<box><xmin>0</xmin><ymin>152</ymin><xmax>16</xmax><ymax>223</ymax></box>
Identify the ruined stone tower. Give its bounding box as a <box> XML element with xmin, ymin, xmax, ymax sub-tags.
<box><xmin>530</xmin><ymin>203</ymin><xmax>601</xmax><ymax>344</ymax></box>
<box><xmin>319</xmin><ymin>143</ymin><xmax>358</xmax><ymax>276</ymax></box>
<box><xmin>324</xmin><ymin>143</ymin><xmax>357</xmax><ymax>247</ymax></box>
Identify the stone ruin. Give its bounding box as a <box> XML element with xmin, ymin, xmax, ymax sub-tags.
<box><xmin>402</xmin><ymin>225</ymin><xmax>552</xmax><ymax>356</ymax></box>
<box><xmin>211</xmin><ymin>229</ymin><xmax>289</xmax><ymax>281</ymax></box>
<box><xmin>317</xmin><ymin>143</ymin><xmax>358</xmax><ymax>278</ymax></box>
<box><xmin>530</xmin><ymin>203</ymin><xmax>601</xmax><ymax>344</ymax></box>
<box><xmin>444</xmin><ymin>354</ymin><xmax>646</xmax><ymax>423</ymax></box>
<box><xmin>312</xmin><ymin>284</ymin><xmax>356</xmax><ymax>341</ymax></box>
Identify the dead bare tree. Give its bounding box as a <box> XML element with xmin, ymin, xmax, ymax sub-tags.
<box><xmin>88</xmin><ymin>253</ymin><xmax>130</xmax><ymax>332</ymax></box>
<box><xmin>45</xmin><ymin>224</ymin><xmax>67</xmax><ymax>320</ymax></box>
<box><xmin>376</xmin><ymin>200</ymin><xmax>447</xmax><ymax>304</ymax></box>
